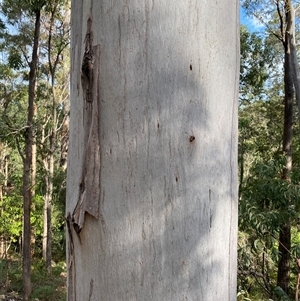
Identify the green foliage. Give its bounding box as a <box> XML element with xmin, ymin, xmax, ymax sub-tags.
<box><xmin>0</xmin><ymin>258</ymin><xmax>66</xmax><ymax>300</ymax></box>
<box><xmin>240</xmin><ymin>26</ymin><xmax>272</xmax><ymax>102</ymax></box>
<box><xmin>31</xmin><ymin>260</ymin><xmax>66</xmax><ymax>301</ymax></box>
<box><xmin>0</xmin><ymin>195</ymin><xmax>23</xmax><ymax>242</ymax></box>
<box><xmin>0</xmin><ymin>258</ymin><xmax>23</xmax><ymax>292</ymax></box>
<box><xmin>240</xmin><ymin>157</ymin><xmax>300</xmax><ymax>231</ymax></box>
<box><xmin>237</xmin><ymin>288</ymin><xmax>252</xmax><ymax>301</ymax></box>
<box><xmin>238</xmin><ymin>7</ymin><xmax>300</xmax><ymax>297</ymax></box>
<box><xmin>0</xmin><ymin>0</ymin><xmax>70</xmax><ymax>298</ymax></box>
<box><xmin>273</xmin><ymin>286</ymin><xmax>292</xmax><ymax>301</ymax></box>
<box><xmin>8</xmin><ymin>50</ymin><xmax>24</xmax><ymax>70</ymax></box>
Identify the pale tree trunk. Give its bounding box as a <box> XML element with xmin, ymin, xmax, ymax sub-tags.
<box><xmin>42</xmin><ymin>87</ymin><xmax>56</xmax><ymax>275</ymax></box>
<box><xmin>42</xmin><ymin>7</ymin><xmax>56</xmax><ymax>274</ymax></box>
<box><xmin>31</xmin><ymin>103</ymin><xmax>37</xmax><ymax>257</ymax></box>
<box><xmin>60</xmin><ymin>111</ymin><xmax>69</xmax><ymax>171</ymax></box>
<box><xmin>42</xmin><ymin>3</ymin><xmax>70</xmax><ymax>273</ymax></box>
<box><xmin>42</xmin><ymin>148</ymin><xmax>54</xmax><ymax>274</ymax></box>
<box><xmin>31</xmin><ymin>103</ymin><xmax>37</xmax><ymax>200</ymax></box>
<box><xmin>0</xmin><ymin>147</ymin><xmax>9</xmax><ymax>258</ymax></box>
<box><xmin>67</xmin><ymin>1</ymin><xmax>239</xmax><ymax>300</ymax></box>
<box><xmin>41</xmin><ymin>117</ymin><xmax>53</xmax><ymax>272</ymax></box>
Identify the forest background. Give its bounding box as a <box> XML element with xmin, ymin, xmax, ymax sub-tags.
<box><xmin>0</xmin><ymin>0</ymin><xmax>300</xmax><ymax>300</ymax></box>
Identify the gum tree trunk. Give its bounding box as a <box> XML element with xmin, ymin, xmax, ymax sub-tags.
<box><xmin>67</xmin><ymin>1</ymin><xmax>239</xmax><ymax>300</ymax></box>
<box><xmin>22</xmin><ymin>7</ymin><xmax>42</xmax><ymax>300</ymax></box>
<box><xmin>276</xmin><ymin>1</ymin><xmax>294</xmax><ymax>294</ymax></box>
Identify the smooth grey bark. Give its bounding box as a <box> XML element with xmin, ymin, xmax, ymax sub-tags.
<box><xmin>286</xmin><ymin>2</ymin><xmax>300</xmax><ymax>124</ymax></box>
<box><xmin>67</xmin><ymin>1</ymin><xmax>239</xmax><ymax>300</ymax></box>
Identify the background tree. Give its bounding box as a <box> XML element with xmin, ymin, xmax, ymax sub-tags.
<box><xmin>38</xmin><ymin>0</ymin><xmax>70</xmax><ymax>274</ymax></box>
<box><xmin>239</xmin><ymin>1</ymin><xmax>300</xmax><ymax>298</ymax></box>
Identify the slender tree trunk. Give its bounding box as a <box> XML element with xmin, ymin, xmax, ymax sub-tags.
<box><xmin>43</xmin><ymin>133</ymin><xmax>54</xmax><ymax>274</ymax></box>
<box><xmin>22</xmin><ymin>10</ymin><xmax>41</xmax><ymax>301</ymax></box>
<box><xmin>277</xmin><ymin>224</ymin><xmax>291</xmax><ymax>294</ymax></box>
<box><xmin>43</xmin><ymin>168</ymin><xmax>53</xmax><ymax>273</ymax></box>
<box><xmin>42</xmin><ymin>93</ymin><xmax>55</xmax><ymax>274</ymax></box>
<box><xmin>42</xmin><ymin>3</ymin><xmax>70</xmax><ymax>272</ymax></box>
<box><xmin>239</xmin><ymin>136</ymin><xmax>245</xmax><ymax>198</ymax></box>
<box><xmin>44</xmin><ymin>74</ymin><xmax>57</xmax><ymax>273</ymax></box>
<box><xmin>60</xmin><ymin>114</ymin><xmax>69</xmax><ymax>171</ymax></box>
<box><xmin>0</xmin><ymin>150</ymin><xmax>8</xmax><ymax>258</ymax></box>
<box><xmin>67</xmin><ymin>1</ymin><xmax>239</xmax><ymax>300</ymax></box>
<box><xmin>31</xmin><ymin>103</ymin><xmax>37</xmax><ymax>257</ymax></box>
<box><xmin>285</xmin><ymin>1</ymin><xmax>300</xmax><ymax>121</ymax></box>
<box><xmin>277</xmin><ymin>13</ymin><xmax>294</xmax><ymax>293</ymax></box>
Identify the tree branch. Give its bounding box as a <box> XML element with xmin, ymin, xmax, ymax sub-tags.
<box><xmin>276</xmin><ymin>0</ymin><xmax>285</xmax><ymax>45</ymax></box>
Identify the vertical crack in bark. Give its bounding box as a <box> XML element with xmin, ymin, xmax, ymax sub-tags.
<box><xmin>88</xmin><ymin>279</ymin><xmax>94</xmax><ymax>301</ymax></box>
<box><xmin>71</xmin><ymin>17</ymin><xmax>103</xmax><ymax>234</ymax></box>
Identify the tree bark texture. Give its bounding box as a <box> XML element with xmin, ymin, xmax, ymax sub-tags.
<box><xmin>277</xmin><ymin>223</ymin><xmax>291</xmax><ymax>295</ymax></box>
<box><xmin>276</xmin><ymin>11</ymin><xmax>294</xmax><ymax>293</ymax></box>
<box><xmin>284</xmin><ymin>0</ymin><xmax>300</xmax><ymax>124</ymax></box>
<box><xmin>42</xmin><ymin>154</ymin><xmax>53</xmax><ymax>274</ymax></box>
<box><xmin>42</xmin><ymin>3</ymin><xmax>70</xmax><ymax>272</ymax></box>
<box><xmin>67</xmin><ymin>1</ymin><xmax>239</xmax><ymax>300</ymax></box>
<box><xmin>22</xmin><ymin>9</ymin><xmax>41</xmax><ymax>301</ymax></box>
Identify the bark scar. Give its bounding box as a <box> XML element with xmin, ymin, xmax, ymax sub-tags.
<box><xmin>71</xmin><ymin>17</ymin><xmax>104</xmax><ymax>234</ymax></box>
<box><xmin>66</xmin><ymin>213</ymin><xmax>77</xmax><ymax>300</ymax></box>
<box><xmin>88</xmin><ymin>279</ymin><xmax>94</xmax><ymax>301</ymax></box>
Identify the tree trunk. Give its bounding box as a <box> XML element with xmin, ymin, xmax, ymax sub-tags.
<box><xmin>42</xmin><ymin>3</ymin><xmax>70</xmax><ymax>273</ymax></box>
<box><xmin>41</xmin><ymin>119</ymin><xmax>54</xmax><ymax>274</ymax></box>
<box><xmin>285</xmin><ymin>0</ymin><xmax>300</xmax><ymax>123</ymax></box>
<box><xmin>276</xmin><ymin>6</ymin><xmax>294</xmax><ymax>293</ymax></box>
<box><xmin>22</xmin><ymin>9</ymin><xmax>41</xmax><ymax>301</ymax></box>
<box><xmin>277</xmin><ymin>224</ymin><xmax>291</xmax><ymax>294</ymax></box>
<box><xmin>42</xmin><ymin>151</ymin><xmax>53</xmax><ymax>274</ymax></box>
<box><xmin>0</xmin><ymin>148</ymin><xmax>8</xmax><ymax>258</ymax></box>
<box><xmin>60</xmin><ymin>113</ymin><xmax>69</xmax><ymax>171</ymax></box>
<box><xmin>31</xmin><ymin>103</ymin><xmax>37</xmax><ymax>257</ymax></box>
<box><xmin>67</xmin><ymin>1</ymin><xmax>239</xmax><ymax>300</ymax></box>
<box><xmin>42</xmin><ymin>87</ymin><xmax>55</xmax><ymax>276</ymax></box>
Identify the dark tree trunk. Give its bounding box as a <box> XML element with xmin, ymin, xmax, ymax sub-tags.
<box><xmin>277</xmin><ymin>224</ymin><xmax>291</xmax><ymax>294</ymax></box>
<box><xmin>276</xmin><ymin>12</ymin><xmax>294</xmax><ymax>294</ymax></box>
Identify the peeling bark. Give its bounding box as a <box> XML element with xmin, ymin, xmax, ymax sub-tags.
<box><xmin>71</xmin><ymin>18</ymin><xmax>102</xmax><ymax>233</ymax></box>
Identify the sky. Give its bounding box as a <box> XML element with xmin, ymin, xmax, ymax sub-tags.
<box><xmin>240</xmin><ymin>6</ymin><xmax>264</xmax><ymax>32</ymax></box>
<box><xmin>240</xmin><ymin>7</ymin><xmax>252</xmax><ymax>28</ymax></box>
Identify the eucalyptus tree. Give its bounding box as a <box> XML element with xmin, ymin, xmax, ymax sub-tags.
<box><xmin>38</xmin><ymin>0</ymin><xmax>70</xmax><ymax>274</ymax></box>
<box><xmin>242</xmin><ymin>0</ymin><xmax>300</xmax><ymax>295</ymax></box>
<box><xmin>67</xmin><ymin>0</ymin><xmax>239</xmax><ymax>300</ymax></box>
